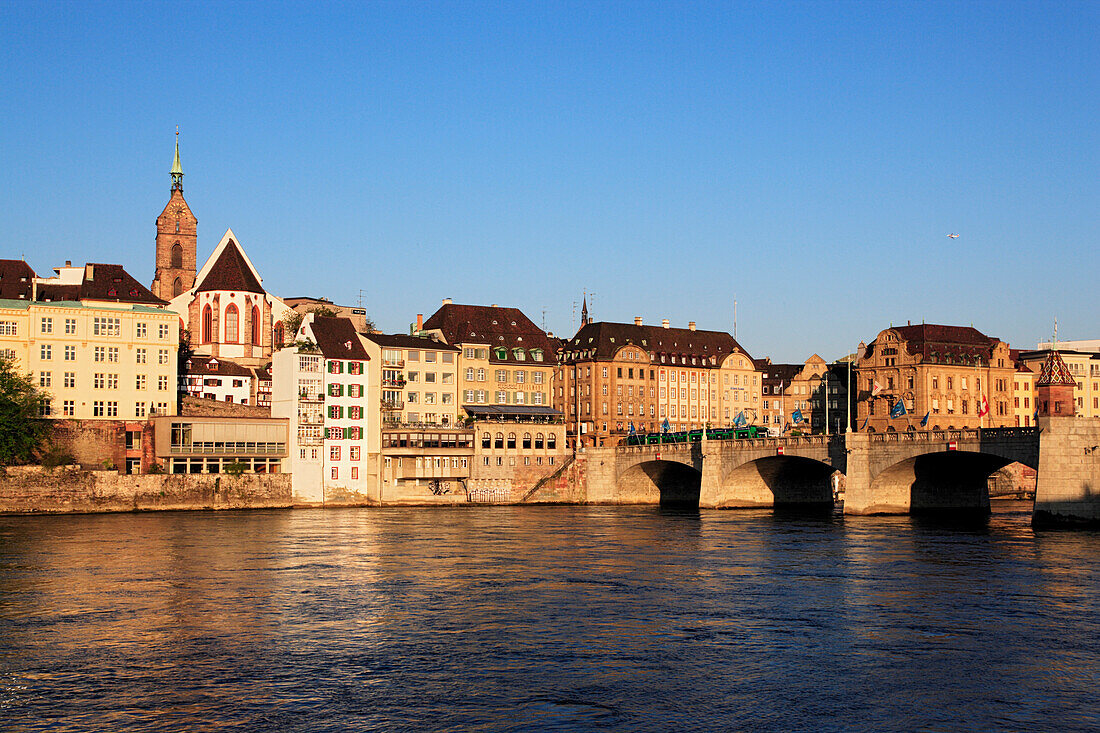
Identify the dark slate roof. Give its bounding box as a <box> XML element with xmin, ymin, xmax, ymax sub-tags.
<box><xmin>196</xmin><ymin>240</ymin><xmax>264</xmax><ymax>294</ymax></box>
<box><xmin>185</xmin><ymin>358</ymin><xmax>254</xmax><ymax>378</ymax></box>
<box><xmin>422</xmin><ymin>303</ymin><xmax>553</xmax><ymax>364</ymax></box>
<box><xmin>872</xmin><ymin>323</ymin><xmax>999</xmax><ymax>360</ymax></box>
<box><xmin>310</xmin><ymin>316</ymin><xmax>369</xmax><ymax>361</ymax></box>
<box><xmin>0</xmin><ymin>260</ymin><xmax>36</xmax><ymax>300</ymax></box>
<box><xmin>559</xmin><ymin>321</ymin><xmax>753</xmax><ymax>365</ymax></box>
<box><xmin>362</xmin><ymin>332</ymin><xmax>458</xmax><ymax>350</ymax></box>
<box><xmin>758</xmin><ymin>363</ymin><xmax>802</xmax><ymax>386</ymax></box>
<box><xmin>38</xmin><ymin>263</ymin><xmax>165</xmax><ymax>305</ymax></box>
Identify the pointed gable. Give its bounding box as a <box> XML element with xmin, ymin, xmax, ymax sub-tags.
<box><xmin>1036</xmin><ymin>351</ymin><xmax>1076</xmax><ymax>387</ymax></box>
<box><xmin>194</xmin><ymin>229</ymin><xmax>265</xmax><ymax>294</ymax></box>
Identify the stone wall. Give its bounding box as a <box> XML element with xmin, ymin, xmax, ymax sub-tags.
<box><xmin>0</xmin><ymin>466</ymin><xmax>292</xmax><ymax>514</ymax></box>
<box><xmin>48</xmin><ymin>420</ymin><xmax>123</xmax><ymax>469</ymax></box>
<box><xmin>181</xmin><ymin>396</ymin><xmax>271</xmax><ymax>418</ymax></box>
<box><xmin>1034</xmin><ymin>416</ymin><xmax>1100</xmax><ymax>526</ymax></box>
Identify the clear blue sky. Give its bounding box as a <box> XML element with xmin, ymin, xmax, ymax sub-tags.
<box><xmin>2</xmin><ymin>1</ymin><xmax>1097</xmax><ymax>362</ymax></box>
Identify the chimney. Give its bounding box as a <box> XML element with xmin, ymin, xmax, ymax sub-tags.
<box><xmin>85</xmin><ymin>264</ymin><xmax>94</xmax><ymax>280</ymax></box>
<box><xmin>634</xmin><ymin>316</ymin><xmax>643</xmax><ymax>326</ymax></box>
<box><xmin>65</xmin><ymin>260</ymin><xmax>71</xmax><ymax>266</ymax></box>
<box><xmin>662</xmin><ymin>319</ymin><xmax>670</xmax><ymax>329</ymax></box>
<box><xmin>491</xmin><ymin>304</ymin><xmax>498</xmax><ymax>308</ymax></box>
<box><xmin>688</xmin><ymin>321</ymin><xmax>696</xmax><ymax>331</ymax></box>
<box><xmin>442</xmin><ymin>298</ymin><xmax>452</xmax><ymax>306</ymax></box>
<box><xmin>416</xmin><ymin>313</ymin><xmax>423</xmax><ymax>331</ymax></box>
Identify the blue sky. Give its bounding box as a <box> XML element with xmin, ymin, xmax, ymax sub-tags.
<box><xmin>2</xmin><ymin>1</ymin><xmax>1097</xmax><ymax>362</ymax></box>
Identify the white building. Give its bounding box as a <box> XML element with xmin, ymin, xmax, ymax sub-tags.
<box><xmin>272</xmin><ymin>315</ymin><xmax>377</xmax><ymax>503</ymax></box>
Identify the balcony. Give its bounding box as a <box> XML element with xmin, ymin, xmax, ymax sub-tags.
<box><xmin>298</xmin><ymin>391</ymin><xmax>324</xmax><ymax>403</ymax></box>
<box><xmin>382</xmin><ymin>378</ymin><xmax>407</xmax><ymax>388</ymax></box>
<box><xmin>381</xmin><ymin>400</ymin><xmax>404</xmax><ymax>411</ymax></box>
<box><xmin>382</xmin><ymin>359</ymin><xmax>405</xmax><ymax>368</ymax></box>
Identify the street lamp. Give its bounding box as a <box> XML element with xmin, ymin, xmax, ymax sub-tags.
<box><xmin>817</xmin><ymin>372</ymin><xmax>830</xmax><ymax>436</ymax></box>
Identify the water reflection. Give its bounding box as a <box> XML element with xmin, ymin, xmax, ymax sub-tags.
<box><xmin>0</xmin><ymin>505</ymin><xmax>1097</xmax><ymax>731</ymax></box>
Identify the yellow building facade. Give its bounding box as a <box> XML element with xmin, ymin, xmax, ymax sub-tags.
<box><xmin>0</xmin><ymin>299</ymin><xmax>178</xmax><ymax>419</ymax></box>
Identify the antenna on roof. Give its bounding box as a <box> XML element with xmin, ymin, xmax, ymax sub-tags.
<box><xmin>733</xmin><ymin>298</ymin><xmax>737</xmax><ymax>340</ymax></box>
<box><xmin>1053</xmin><ymin>317</ymin><xmax>1058</xmax><ymax>350</ymax></box>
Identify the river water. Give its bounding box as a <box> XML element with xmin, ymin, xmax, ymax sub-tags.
<box><xmin>0</xmin><ymin>503</ymin><xmax>1097</xmax><ymax>732</ymax></box>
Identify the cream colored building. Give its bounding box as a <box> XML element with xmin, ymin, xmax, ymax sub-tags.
<box><xmin>0</xmin><ymin>262</ymin><xmax>178</xmax><ymax>420</ymax></box>
<box><xmin>1019</xmin><ymin>345</ymin><xmax>1100</xmax><ymax>419</ymax></box>
<box><xmin>361</xmin><ymin>332</ymin><xmax>461</xmax><ymax>427</ymax></box>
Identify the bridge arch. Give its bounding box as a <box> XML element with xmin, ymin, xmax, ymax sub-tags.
<box><xmin>718</xmin><ymin>455</ymin><xmax>837</xmax><ymax>508</ymax></box>
<box><xmin>617</xmin><ymin>460</ymin><xmax>702</xmax><ymax>507</ymax></box>
<box><xmin>870</xmin><ymin>449</ymin><xmax>1036</xmax><ymax>514</ymax></box>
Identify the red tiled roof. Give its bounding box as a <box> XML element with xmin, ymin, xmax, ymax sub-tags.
<box><xmin>37</xmin><ymin>263</ymin><xmax>164</xmax><ymax>305</ymax></box>
<box><xmin>0</xmin><ymin>260</ymin><xmax>36</xmax><ymax>300</ymax></box>
<box><xmin>560</xmin><ymin>321</ymin><xmax>754</xmax><ymax>365</ymax></box>
<box><xmin>423</xmin><ymin>303</ymin><xmax>554</xmax><ymax>364</ymax></box>
<box><xmin>185</xmin><ymin>358</ymin><xmax>254</xmax><ymax>378</ymax></box>
<box><xmin>309</xmin><ymin>316</ymin><xmax>369</xmax><ymax>361</ymax></box>
<box><xmin>1036</xmin><ymin>351</ymin><xmax>1076</xmax><ymax>387</ymax></box>
<box><xmin>196</xmin><ymin>240</ymin><xmax>264</xmax><ymax>294</ymax></box>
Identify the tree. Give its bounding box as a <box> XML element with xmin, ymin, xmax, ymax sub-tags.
<box><xmin>0</xmin><ymin>355</ymin><xmax>52</xmax><ymax>464</ymax></box>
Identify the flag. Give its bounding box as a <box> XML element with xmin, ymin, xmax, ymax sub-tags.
<box><xmin>920</xmin><ymin>411</ymin><xmax>929</xmax><ymax>427</ymax></box>
<box><xmin>861</xmin><ymin>416</ymin><xmax>868</xmax><ymax>430</ymax></box>
<box><xmin>629</xmin><ymin>422</ymin><xmax>636</xmax><ymax>436</ymax></box>
<box><xmin>978</xmin><ymin>394</ymin><xmax>989</xmax><ymax>417</ymax></box>
<box><xmin>791</xmin><ymin>408</ymin><xmax>803</xmax><ymax>425</ymax></box>
<box><xmin>661</xmin><ymin>418</ymin><xmax>670</xmax><ymax>434</ymax></box>
<box><xmin>733</xmin><ymin>410</ymin><xmax>747</xmax><ymax>427</ymax></box>
<box><xmin>1033</xmin><ymin>409</ymin><xmax>1038</xmax><ymax>424</ymax></box>
<box><xmin>871</xmin><ymin>381</ymin><xmax>883</xmax><ymax>396</ymax></box>
<box><xmin>890</xmin><ymin>399</ymin><xmax>907</xmax><ymax>419</ymax></box>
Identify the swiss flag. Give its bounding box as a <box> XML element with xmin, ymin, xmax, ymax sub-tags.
<box><xmin>978</xmin><ymin>395</ymin><xmax>989</xmax><ymax>418</ymax></box>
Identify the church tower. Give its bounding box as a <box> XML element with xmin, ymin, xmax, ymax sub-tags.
<box><xmin>152</xmin><ymin>130</ymin><xmax>197</xmax><ymax>300</ymax></box>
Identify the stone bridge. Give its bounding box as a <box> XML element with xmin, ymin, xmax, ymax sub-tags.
<box><xmin>579</xmin><ymin>418</ymin><xmax>1100</xmax><ymax>524</ymax></box>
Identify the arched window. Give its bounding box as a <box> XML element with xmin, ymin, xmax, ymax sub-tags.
<box><xmin>172</xmin><ymin>277</ymin><xmax>183</xmax><ymax>298</ymax></box>
<box><xmin>535</xmin><ymin>433</ymin><xmax>544</xmax><ymax>450</ymax></box>
<box><xmin>251</xmin><ymin>305</ymin><xmax>260</xmax><ymax>345</ymax></box>
<box><xmin>547</xmin><ymin>433</ymin><xmax>557</xmax><ymax>450</ymax></box>
<box><xmin>202</xmin><ymin>305</ymin><xmax>212</xmax><ymax>344</ymax></box>
<box><xmin>507</xmin><ymin>432</ymin><xmax>516</xmax><ymax>449</ymax></box>
<box><xmin>224</xmin><ymin>305</ymin><xmax>239</xmax><ymax>343</ymax></box>
<box><xmin>494</xmin><ymin>432</ymin><xmax>504</xmax><ymax>449</ymax></box>
<box><xmin>273</xmin><ymin>322</ymin><xmax>284</xmax><ymax>348</ymax></box>
<box><xmin>482</xmin><ymin>432</ymin><xmax>491</xmax><ymax>449</ymax></box>
<box><xmin>171</xmin><ymin>242</ymin><xmax>183</xmax><ymax>268</ymax></box>
<box><xmin>522</xmin><ymin>432</ymin><xmax>532</xmax><ymax>449</ymax></box>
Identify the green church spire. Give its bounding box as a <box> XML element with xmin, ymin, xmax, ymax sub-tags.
<box><xmin>171</xmin><ymin>126</ymin><xmax>184</xmax><ymax>192</ymax></box>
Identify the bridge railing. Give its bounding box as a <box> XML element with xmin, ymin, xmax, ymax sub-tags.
<box><xmin>613</xmin><ymin>433</ymin><xmax>841</xmax><ymax>454</ymax></box>
<box><xmin>867</xmin><ymin>427</ymin><xmax>1039</xmax><ymax>444</ymax></box>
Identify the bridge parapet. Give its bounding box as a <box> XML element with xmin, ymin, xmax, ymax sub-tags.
<box><xmin>865</xmin><ymin>427</ymin><xmax>1039</xmax><ymax>445</ymax></box>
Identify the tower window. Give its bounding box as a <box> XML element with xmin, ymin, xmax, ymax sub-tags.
<box><xmin>224</xmin><ymin>305</ymin><xmax>239</xmax><ymax>343</ymax></box>
<box><xmin>171</xmin><ymin>242</ymin><xmax>183</xmax><ymax>269</ymax></box>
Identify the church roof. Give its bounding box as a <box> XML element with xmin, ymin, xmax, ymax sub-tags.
<box><xmin>195</xmin><ymin>235</ymin><xmax>264</xmax><ymax>294</ymax></box>
<box><xmin>1036</xmin><ymin>350</ymin><xmax>1076</xmax><ymax>387</ymax></box>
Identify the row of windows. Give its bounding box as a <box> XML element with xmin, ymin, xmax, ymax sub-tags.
<box><xmin>328</xmin><ymin>445</ymin><xmax>362</xmax><ymax>461</ymax></box>
<box><xmin>50</xmin><ymin>400</ymin><xmax>171</xmax><ymax>418</ymax></box>
<box><xmin>464</xmin><ymin>347</ymin><xmax>544</xmax><ymax>362</ymax></box>
<box><xmin>405</xmin><ymin>392</ymin><xmax>454</xmax><ymax>405</ymax></box>
<box><xmin>200</xmin><ymin>304</ymin><xmax>263</xmax><ymax>346</ymax></box>
<box><xmin>30</xmin><ymin>316</ymin><xmax>170</xmax><ymax>339</ymax></box>
<box><xmin>38</xmin><ymin>371</ymin><xmax>171</xmax><ymax>391</ymax></box>
<box><xmin>463</xmin><ymin>390</ymin><xmax>546</xmax><ymax>405</ymax></box>
<box><xmin>31</xmin><ymin>344</ymin><xmax>171</xmax><ymax>364</ymax></box>
<box><xmin>464</xmin><ymin>368</ymin><xmax>545</xmax><ymax>384</ymax></box>
<box><xmin>480</xmin><ymin>432</ymin><xmax>558</xmax><ymax>450</ymax></box>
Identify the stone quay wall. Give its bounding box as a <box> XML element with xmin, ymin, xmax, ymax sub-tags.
<box><xmin>0</xmin><ymin>466</ymin><xmax>292</xmax><ymax>515</ymax></box>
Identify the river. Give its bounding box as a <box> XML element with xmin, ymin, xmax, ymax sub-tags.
<box><xmin>0</xmin><ymin>502</ymin><xmax>1097</xmax><ymax>731</ymax></box>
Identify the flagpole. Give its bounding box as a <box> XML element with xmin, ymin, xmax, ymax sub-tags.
<box><xmin>846</xmin><ymin>358</ymin><xmax>852</xmax><ymax>433</ymax></box>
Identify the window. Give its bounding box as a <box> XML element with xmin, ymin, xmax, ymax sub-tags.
<box><xmin>535</xmin><ymin>433</ymin><xmax>544</xmax><ymax>449</ymax></box>
<box><xmin>331</xmin><ymin>467</ymin><xmax>339</xmax><ymax>480</ymax></box>
<box><xmin>251</xmin><ymin>305</ymin><xmax>260</xmax><ymax>345</ymax></box>
<box><xmin>106</xmin><ymin>401</ymin><xmax>118</xmax><ymax>417</ymax></box>
<box><xmin>108</xmin><ymin>347</ymin><xmax>119</xmax><ymax>363</ymax></box>
<box><xmin>39</xmin><ymin>372</ymin><xmax>51</xmax><ymax>387</ymax></box>
<box><xmin>64</xmin><ymin>372</ymin><xmax>76</xmax><ymax>388</ymax></box>
<box><xmin>0</xmin><ymin>322</ymin><xmax>16</xmax><ymax>336</ymax></box>
<box><xmin>136</xmin><ymin>374</ymin><xmax>146</xmax><ymax>390</ymax></box>
<box><xmin>64</xmin><ymin>318</ymin><xmax>76</xmax><ymax>335</ymax></box>
<box><xmin>93</xmin><ymin>317</ymin><xmax>121</xmax><ymax>337</ymax></box>
<box><xmin>477</xmin><ymin>368</ymin><xmax>486</xmax><ymax>381</ymax></box>
<box><xmin>64</xmin><ymin>345</ymin><xmax>76</xmax><ymax>361</ymax></box>
<box><xmin>40</xmin><ymin>344</ymin><xmax>51</xmax><ymax>360</ymax></box>
<box><xmin>494</xmin><ymin>433</ymin><xmax>504</xmax><ymax>449</ymax></box>
<box><xmin>496</xmin><ymin>369</ymin><xmax>507</xmax><ymax>382</ymax></box>
<box><xmin>515</xmin><ymin>370</ymin><xmax>525</xmax><ymax>383</ymax></box>
<box><xmin>507</xmin><ymin>433</ymin><xmax>516</xmax><ymax>449</ymax></box>
<box><xmin>330</xmin><ymin>446</ymin><xmax>341</xmax><ymax>461</ymax></box>
<box><xmin>40</xmin><ymin>317</ymin><xmax>53</xmax><ymax>334</ymax></box>
<box><xmin>202</xmin><ymin>306</ymin><xmax>213</xmax><ymax>343</ymax></box>
<box><xmin>533</xmin><ymin>372</ymin><xmax>543</xmax><ymax>384</ymax></box>
<box><xmin>497</xmin><ymin>390</ymin><xmax>507</xmax><ymax>404</ymax></box>
<box><xmin>224</xmin><ymin>305</ymin><xmax>239</xmax><ymax>343</ymax></box>
<box><xmin>63</xmin><ymin>400</ymin><xmax>75</xmax><ymax>416</ymax></box>
<box><xmin>482</xmin><ymin>432</ymin><xmax>491</xmax><ymax>448</ymax></box>
<box><xmin>465</xmin><ymin>367</ymin><xmax>475</xmax><ymax>381</ymax></box>
<box><xmin>93</xmin><ymin>401</ymin><xmax>104</xmax><ymax>417</ymax></box>
<box><xmin>158</xmin><ymin>375</ymin><xmax>169</xmax><ymax>391</ymax></box>
<box><xmin>135</xmin><ymin>322</ymin><xmax>147</xmax><ymax>339</ymax></box>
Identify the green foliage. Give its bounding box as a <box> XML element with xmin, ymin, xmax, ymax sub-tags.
<box><xmin>224</xmin><ymin>461</ymin><xmax>248</xmax><ymax>477</ymax></box>
<box><xmin>147</xmin><ymin>461</ymin><xmax>165</xmax><ymax>474</ymax></box>
<box><xmin>41</xmin><ymin>446</ymin><xmax>76</xmax><ymax>469</ymax></box>
<box><xmin>0</xmin><ymin>355</ymin><xmax>52</xmax><ymax>465</ymax></box>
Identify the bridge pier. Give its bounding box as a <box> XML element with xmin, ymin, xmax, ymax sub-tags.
<box><xmin>1034</xmin><ymin>417</ymin><xmax>1100</xmax><ymax>527</ymax></box>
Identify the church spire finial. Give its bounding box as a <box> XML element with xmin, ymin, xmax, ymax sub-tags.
<box><xmin>171</xmin><ymin>127</ymin><xmax>184</xmax><ymax>192</ymax></box>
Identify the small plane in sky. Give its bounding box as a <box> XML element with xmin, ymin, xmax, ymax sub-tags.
<box><xmin>947</xmin><ymin>233</ymin><xmax>960</xmax><ymax>238</ymax></box>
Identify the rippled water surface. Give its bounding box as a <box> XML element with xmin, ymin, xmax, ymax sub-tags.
<box><xmin>1</xmin><ymin>503</ymin><xmax>1098</xmax><ymax>731</ymax></box>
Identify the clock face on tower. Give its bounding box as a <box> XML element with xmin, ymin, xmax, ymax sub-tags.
<box><xmin>175</xmin><ymin>206</ymin><xmax>185</xmax><ymax>217</ymax></box>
